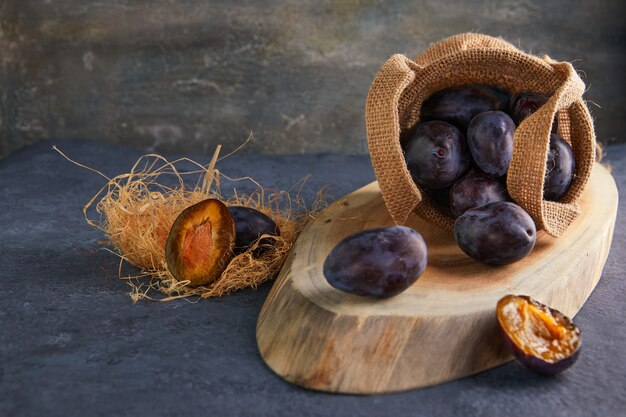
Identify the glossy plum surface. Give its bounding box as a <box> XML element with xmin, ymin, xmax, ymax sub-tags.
<box><xmin>421</xmin><ymin>84</ymin><xmax>509</xmax><ymax>130</ymax></box>
<box><xmin>454</xmin><ymin>202</ymin><xmax>536</xmax><ymax>265</ymax></box>
<box><xmin>510</xmin><ymin>92</ymin><xmax>559</xmax><ymax>133</ymax></box>
<box><xmin>323</xmin><ymin>226</ymin><xmax>428</xmax><ymax>298</ymax></box>
<box><xmin>497</xmin><ymin>294</ymin><xmax>582</xmax><ymax>375</ymax></box>
<box><xmin>509</xmin><ymin>92</ymin><xmax>548</xmax><ymax>125</ymax></box>
<box><xmin>403</xmin><ymin>120</ymin><xmax>470</xmax><ymax>189</ymax></box>
<box><xmin>467</xmin><ymin>111</ymin><xmax>516</xmax><ymax>177</ymax></box>
<box><xmin>544</xmin><ymin>133</ymin><xmax>576</xmax><ymax>201</ymax></box>
<box><xmin>228</xmin><ymin>206</ymin><xmax>280</xmax><ymax>253</ymax></box>
<box><xmin>449</xmin><ymin>169</ymin><xmax>509</xmax><ymax>218</ymax></box>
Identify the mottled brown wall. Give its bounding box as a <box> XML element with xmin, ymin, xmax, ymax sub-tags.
<box><xmin>1</xmin><ymin>0</ymin><xmax>624</xmax><ymax>158</ymax></box>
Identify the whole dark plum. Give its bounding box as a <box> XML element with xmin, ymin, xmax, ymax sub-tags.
<box><xmin>404</xmin><ymin>121</ymin><xmax>471</xmax><ymax>189</ymax></box>
<box><xmin>323</xmin><ymin>226</ymin><xmax>428</xmax><ymax>298</ymax></box>
<box><xmin>509</xmin><ymin>92</ymin><xmax>558</xmax><ymax>133</ymax></box>
<box><xmin>509</xmin><ymin>92</ymin><xmax>548</xmax><ymax>125</ymax></box>
<box><xmin>421</xmin><ymin>84</ymin><xmax>510</xmax><ymax>130</ymax></box>
<box><xmin>467</xmin><ymin>111</ymin><xmax>516</xmax><ymax>177</ymax></box>
<box><xmin>454</xmin><ymin>202</ymin><xmax>536</xmax><ymax>265</ymax></box>
<box><xmin>449</xmin><ymin>169</ymin><xmax>509</xmax><ymax>218</ymax></box>
<box><xmin>497</xmin><ymin>295</ymin><xmax>581</xmax><ymax>375</ymax></box>
<box><xmin>544</xmin><ymin>133</ymin><xmax>576</xmax><ymax>201</ymax></box>
<box><xmin>228</xmin><ymin>206</ymin><xmax>280</xmax><ymax>253</ymax></box>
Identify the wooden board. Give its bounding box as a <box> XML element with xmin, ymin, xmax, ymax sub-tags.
<box><xmin>256</xmin><ymin>163</ymin><xmax>618</xmax><ymax>394</ymax></box>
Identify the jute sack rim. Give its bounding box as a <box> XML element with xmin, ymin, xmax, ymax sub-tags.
<box><xmin>365</xmin><ymin>33</ymin><xmax>596</xmax><ymax>238</ymax></box>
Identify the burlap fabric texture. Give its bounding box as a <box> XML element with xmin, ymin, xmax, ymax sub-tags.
<box><xmin>365</xmin><ymin>33</ymin><xmax>596</xmax><ymax>238</ymax></box>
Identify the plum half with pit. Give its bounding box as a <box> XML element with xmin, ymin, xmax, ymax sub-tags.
<box><xmin>544</xmin><ymin>133</ymin><xmax>576</xmax><ymax>201</ymax></box>
<box><xmin>403</xmin><ymin>120</ymin><xmax>471</xmax><ymax>189</ymax></box>
<box><xmin>467</xmin><ymin>111</ymin><xmax>516</xmax><ymax>177</ymax></box>
<box><xmin>323</xmin><ymin>226</ymin><xmax>427</xmax><ymax>298</ymax></box>
<box><xmin>497</xmin><ymin>294</ymin><xmax>581</xmax><ymax>375</ymax></box>
<box><xmin>166</xmin><ymin>199</ymin><xmax>236</xmax><ymax>286</ymax></box>
<box><xmin>421</xmin><ymin>84</ymin><xmax>510</xmax><ymax>130</ymax></box>
<box><xmin>454</xmin><ymin>202</ymin><xmax>536</xmax><ymax>265</ymax></box>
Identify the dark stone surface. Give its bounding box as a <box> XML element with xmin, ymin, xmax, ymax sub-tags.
<box><xmin>1</xmin><ymin>1</ymin><xmax>626</xmax><ymax>158</ymax></box>
<box><xmin>0</xmin><ymin>139</ymin><xmax>624</xmax><ymax>417</ymax></box>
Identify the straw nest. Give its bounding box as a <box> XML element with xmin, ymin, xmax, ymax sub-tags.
<box><xmin>57</xmin><ymin>144</ymin><xmax>324</xmax><ymax>302</ymax></box>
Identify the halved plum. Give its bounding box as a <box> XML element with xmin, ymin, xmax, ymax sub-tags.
<box><xmin>496</xmin><ymin>295</ymin><xmax>581</xmax><ymax>375</ymax></box>
<box><xmin>166</xmin><ymin>199</ymin><xmax>236</xmax><ymax>286</ymax></box>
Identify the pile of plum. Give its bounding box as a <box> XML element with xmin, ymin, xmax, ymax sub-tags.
<box><xmin>323</xmin><ymin>86</ymin><xmax>583</xmax><ymax>373</ymax></box>
<box><xmin>403</xmin><ymin>84</ymin><xmax>576</xmax><ymax>265</ymax></box>
<box><xmin>324</xmin><ymin>84</ymin><xmax>576</xmax><ymax>299</ymax></box>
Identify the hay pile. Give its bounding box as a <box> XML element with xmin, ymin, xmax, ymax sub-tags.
<box><xmin>56</xmin><ymin>145</ymin><xmax>322</xmax><ymax>302</ymax></box>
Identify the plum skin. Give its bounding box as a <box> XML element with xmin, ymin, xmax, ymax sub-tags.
<box><xmin>467</xmin><ymin>111</ymin><xmax>516</xmax><ymax>177</ymax></box>
<box><xmin>509</xmin><ymin>92</ymin><xmax>548</xmax><ymax>125</ymax></box>
<box><xmin>509</xmin><ymin>92</ymin><xmax>559</xmax><ymax>133</ymax></box>
<box><xmin>544</xmin><ymin>133</ymin><xmax>576</xmax><ymax>201</ymax></box>
<box><xmin>454</xmin><ymin>202</ymin><xmax>536</xmax><ymax>265</ymax></box>
<box><xmin>449</xmin><ymin>169</ymin><xmax>509</xmax><ymax>218</ymax></box>
<box><xmin>403</xmin><ymin>120</ymin><xmax>471</xmax><ymax>189</ymax></box>
<box><xmin>228</xmin><ymin>206</ymin><xmax>280</xmax><ymax>252</ymax></box>
<box><xmin>323</xmin><ymin>226</ymin><xmax>427</xmax><ymax>298</ymax></box>
<box><xmin>421</xmin><ymin>84</ymin><xmax>510</xmax><ymax>130</ymax></box>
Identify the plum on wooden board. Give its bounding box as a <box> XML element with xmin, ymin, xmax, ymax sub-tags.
<box><xmin>323</xmin><ymin>226</ymin><xmax>427</xmax><ymax>298</ymax></box>
<box><xmin>454</xmin><ymin>202</ymin><xmax>536</xmax><ymax>265</ymax></box>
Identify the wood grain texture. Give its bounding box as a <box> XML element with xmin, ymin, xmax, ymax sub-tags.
<box><xmin>256</xmin><ymin>163</ymin><xmax>618</xmax><ymax>394</ymax></box>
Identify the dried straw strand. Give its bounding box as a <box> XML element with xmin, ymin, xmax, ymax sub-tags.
<box><xmin>55</xmin><ymin>145</ymin><xmax>324</xmax><ymax>302</ymax></box>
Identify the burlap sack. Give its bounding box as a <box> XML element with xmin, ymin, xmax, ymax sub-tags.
<box><xmin>366</xmin><ymin>33</ymin><xmax>596</xmax><ymax>238</ymax></box>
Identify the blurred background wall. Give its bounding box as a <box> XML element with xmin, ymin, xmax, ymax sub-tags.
<box><xmin>1</xmin><ymin>0</ymin><xmax>624</xmax><ymax>159</ymax></box>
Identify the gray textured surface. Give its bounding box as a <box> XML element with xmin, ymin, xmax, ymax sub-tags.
<box><xmin>1</xmin><ymin>1</ymin><xmax>625</xmax><ymax>158</ymax></box>
<box><xmin>0</xmin><ymin>139</ymin><xmax>625</xmax><ymax>417</ymax></box>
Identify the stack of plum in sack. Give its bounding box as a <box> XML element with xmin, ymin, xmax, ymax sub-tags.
<box><xmin>402</xmin><ymin>85</ymin><xmax>575</xmax><ymax>265</ymax></box>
